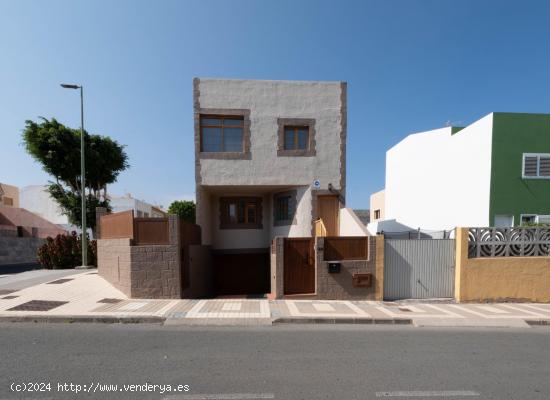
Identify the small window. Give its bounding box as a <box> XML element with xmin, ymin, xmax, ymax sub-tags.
<box><xmin>374</xmin><ymin>209</ymin><xmax>381</xmax><ymax>220</ymax></box>
<box><xmin>523</xmin><ymin>153</ymin><xmax>550</xmax><ymax>178</ymax></box>
<box><xmin>521</xmin><ymin>214</ymin><xmax>537</xmax><ymax>225</ymax></box>
<box><xmin>273</xmin><ymin>191</ymin><xmax>297</xmax><ymax>226</ymax></box>
<box><xmin>284</xmin><ymin>126</ymin><xmax>309</xmax><ymax>150</ymax></box>
<box><xmin>2</xmin><ymin>197</ymin><xmax>13</xmax><ymax>206</ymax></box>
<box><xmin>220</xmin><ymin>197</ymin><xmax>262</xmax><ymax>229</ymax></box>
<box><xmin>201</xmin><ymin>115</ymin><xmax>244</xmax><ymax>152</ymax></box>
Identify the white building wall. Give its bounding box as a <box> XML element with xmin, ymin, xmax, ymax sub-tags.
<box><xmin>339</xmin><ymin>207</ymin><xmax>368</xmax><ymax>236</ymax></box>
<box><xmin>271</xmin><ymin>186</ymin><xmax>312</xmax><ymax>238</ymax></box>
<box><xmin>19</xmin><ymin>185</ymin><xmax>68</xmax><ymax>225</ymax></box>
<box><xmin>385</xmin><ymin>114</ymin><xmax>494</xmax><ymax>230</ymax></box>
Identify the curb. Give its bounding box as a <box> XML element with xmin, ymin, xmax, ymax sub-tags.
<box><xmin>0</xmin><ymin>315</ymin><xmax>166</xmax><ymax>324</ymax></box>
<box><xmin>272</xmin><ymin>317</ymin><xmax>412</xmax><ymax>325</ymax></box>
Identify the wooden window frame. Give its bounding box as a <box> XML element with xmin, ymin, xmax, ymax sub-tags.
<box><xmin>277</xmin><ymin>118</ymin><xmax>316</xmax><ymax>157</ymax></box>
<box><xmin>273</xmin><ymin>190</ymin><xmax>297</xmax><ymax>226</ymax></box>
<box><xmin>374</xmin><ymin>209</ymin><xmax>381</xmax><ymax>220</ymax></box>
<box><xmin>200</xmin><ymin>115</ymin><xmax>245</xmax><ymax>153</ymax></box>
<box><xmin>283</xmin><ymin>126</ymin><xmax>309</xmax><ymax>151</ymax></box>
<box><xmin>195</xmin><ymin>108</ymin><xmax>251</xmax><ymax>160</ymax></box>
<box><xmin>220</xmin><ymin>197</ymin><xmax>263</xmax><ymax>230</ymax></box>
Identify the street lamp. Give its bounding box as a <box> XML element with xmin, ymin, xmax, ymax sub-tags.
<box><xmin>60</xmin><ymin>83</ymin><xmax>88</xmax><ymax>268</ymax></box>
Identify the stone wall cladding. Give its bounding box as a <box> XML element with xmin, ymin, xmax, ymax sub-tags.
<box><xmin>97</xmin><ymin>215</ymin><xmax>182</xmax><ymax>299</ymax></box>
<box><xmin>315</xmin><ymin>236</ymin><xmax>377</xmax><ymax>300</ymax></box>
<box><xmin>97</xmin><ymin>238</ymin><xmax>132</xmax><ymax>297</ymax></box>
<box><xmin>0</xmin><ymin>236</ymin><xmax>44</xmax><ymax>265</ymax></box>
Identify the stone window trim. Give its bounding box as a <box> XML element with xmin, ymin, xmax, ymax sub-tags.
<box><xmin>273</xmin><ymin>190</ymin><xmax>298</xmax><ymax>227</ymax></box>
<box><xmin>219</xmin><ymin>196</ymin><xmax>263</xmax><ymax>230</ymax></box>
<box><xmin>277</xmin><ymin>118</ymin><xmax>316</xmax><ymax>157</ymax></box>
<box><xmin>195</xmin><ymin>108</ymin><xmax>251</xmax><ymax>160</ymax></box>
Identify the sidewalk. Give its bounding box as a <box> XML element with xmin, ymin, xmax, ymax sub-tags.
<box><xmin>1</xmin><ymin>271</ymin><xmax>550</xmax><ymax>328</ymax></box>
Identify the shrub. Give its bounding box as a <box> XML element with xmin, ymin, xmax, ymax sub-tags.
<box><xmin>38</xmin><ymin>232</ymin><xmax>97</xmax><ymax>269</ymax></box>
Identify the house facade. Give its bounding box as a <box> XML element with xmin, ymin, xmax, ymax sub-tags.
<box><xmin>382</xmin><ymin>112</ymin><xmax>550</xmax><ymax>230</ymax></box>
<box><xmin>0</xmin><ymin>183</ymin><xmax>20</xmax><ymax>208</ymax></box>
<box><xmin>194</xmin><ymin>78</ymin><xmax>347</xmax><ymax>294</ymax></box>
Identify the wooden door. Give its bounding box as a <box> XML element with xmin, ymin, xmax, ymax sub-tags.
<box><xmin>284</xmin><ymin>238</ymin><xmax>315</xmax><ymax>295</ymax></box>
<box><xmin>318</xmin><ymin>195</ymin><xmax>340</xmax><ymax>236</ymax></box>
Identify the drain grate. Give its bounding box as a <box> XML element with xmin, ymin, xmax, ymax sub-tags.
<box><xmin>2</xmin><ymin>295</ymin><xmax>19</xmax><ymax>300</ymax></box>
<box><xmin>97</xmin><ymin>298</ymin><xmax>123</xmax><ymax>304</ymax></box>
<box><xmin>8</xmin><ymin>300</ymin><xmax>68</xmax><ymax>311</ymax></box>
<box><xmin>0</xmin><ymin>289</ymin><xmax>17</xmax><ymax>295</ymax></box>
<box><xmin>47</xmin><ymin>278</ymin><xmax>74</xmax><ymax>284</ymax></box>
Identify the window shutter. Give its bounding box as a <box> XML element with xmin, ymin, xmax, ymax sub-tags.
<box><xmin>539</xmin><ymin>156</ymin><xmax>550</xmax><ymax>177</ymax></box>
<box><xmin>524</xmin><ymin>156</ymin><xmax>538</xmax><ymax>177</ymax></box>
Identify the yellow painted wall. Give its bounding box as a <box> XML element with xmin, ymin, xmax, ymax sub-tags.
<box><xmin>455</xmin><ymin>228</ymin><xmax>550</xmax><ymax>303</ymax></box>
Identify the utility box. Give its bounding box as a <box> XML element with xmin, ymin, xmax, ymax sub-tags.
<box><xmin>352</xmin><ymin>273</ymin><xmax>372</xmax><ymax>288</ymax></box>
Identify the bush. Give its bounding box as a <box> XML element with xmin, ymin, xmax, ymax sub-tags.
<box><xmin>38</xmin><ymin>232</ymin><xmax>97</xmax><ymax>269</ymax></box>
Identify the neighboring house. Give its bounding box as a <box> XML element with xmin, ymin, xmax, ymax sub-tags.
<box><xmin>194</xmin><ymin>78</ymin><xmax>353</xmax><ymax>294</ymax></box>
<box><xmin>109</xmin><ymin>193</ymin><xmax>164</xmax><ymax>218</ymax></box>
<box><xmin>380</xmin><ymin>112</ymin><xmax>550</xmax><ymax>230</ymax></box>
<box><xmin>353</xmin><ymin>209</ymin><xmax>370</xmax><ymax>226</ymax></box>
<box><xmin>0</xmin><ymin>183</ymin><xmax>20</xmax><ymax>207</ymax></box>
<box><xmin>20</xmin><ymin>185</ymin><xmax>69</xmax><ymax>225</ymax></box>
<box><xmin>369</xmin><ymin>190</ymin><xmax>385</xmax><ymax>222</ymax></box>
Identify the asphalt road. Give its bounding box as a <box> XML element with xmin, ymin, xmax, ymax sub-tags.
<box><xmin>1</xmin><ymin>323</ymin><xmax>549</xmax><ymax>400</ymax></box>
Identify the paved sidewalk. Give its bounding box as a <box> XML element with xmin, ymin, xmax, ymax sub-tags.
<box><xmin>1</xmin><ymin>271</ymin><xmax>550</xmax><ymax>328</ymax></box>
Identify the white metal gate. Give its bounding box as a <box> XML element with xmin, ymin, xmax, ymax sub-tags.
<box><xmin>384</xmin><ymin>239</ymin><xmax>455</xmax><ymax>300</ymax></box>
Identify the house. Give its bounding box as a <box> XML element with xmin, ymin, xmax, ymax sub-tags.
<box><xmin>109</xmin><ymin>193</ymin><xmax>165</xmax><ymax>218</ymax></box>
<box><xmin>194</xmin><ymin>78</ymin><xmax>350</xmax><ymax>294</ymax></box>
<box><xmin>369</xmin><ymin>190</ymin><xmax>385</xmax><ymax>222</ymax></box>
<box><xmin>0</xmin><ymin>183</ymin><xmax>20</xmax><ymax>207</ymax></box>
<box><xmin>378</xmin><ymin>112</ymin><xmax>550</xmax><ymax>230</ymax></box>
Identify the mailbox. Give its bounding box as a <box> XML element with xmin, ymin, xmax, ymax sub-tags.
<box><xmin>352</xmin><ymin>273</ymin><xmax>372</xmax><ymax>288</ymax></box>
<box><xmin>328</xmin><ymin>262</ymin><xmax>341</xmax><ymax>273</ymax></box>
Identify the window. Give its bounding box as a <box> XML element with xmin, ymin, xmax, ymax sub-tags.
<box><xmin>284</xmin><ymin>126</ymin><xmax>309</xmax><ymax>150</ymax></box>
<box><xmin>521</xmin><ymin>214</ymin><xmax>537</xmax><ymax>225</ymax></box>
<box><xmin>277</xmin><ymin>118</ymin><xmax>316</xmax><ymax>156</ymax></box>
<box><xmin>523</xmin><ymin>153</ymin><xmax>550</xmax><ymax>178</ymax></box>
<box><xmin>220</xmin><ymin>197</ymin><xmax>262</xmax><ymax>229</ymax></box>
<box><xmin>374</xmin><ymin>209</ymin><xmax>381</xmax><ymax>220</ymax></box>
<box><xmin>273</xmin><ymin>191</ymin><xmax>297</xmax><ymax>226</ymax></box>
<box><xmin>2</xmin><ymin>197</ymin><xmax>13</xmax><ymax>206</ymax></box>
<box><xmin>201</xmin><ymin>115</ymin><xmax>244</xmax><ymax>152</ymax></box>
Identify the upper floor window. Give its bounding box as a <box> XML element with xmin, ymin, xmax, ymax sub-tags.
<box><xmin>2</xmin><ymin>197</ymin><xmax>13</xmax><ymax>206</ymax></box>
<box><xmin>374</xmin><ymin>209</ymin><xmax>381</xmax><ymax>220</ymax></box>
<box><xmin>284</xmin><ymin>126</ymin><xmax>309</xmax><ymax>150</ymax></box>
<box><xmin>201</xmin><ymin>115</ymin><xmax>244</xmax><ymax>152</ymax></box>
<box><xmin>277</xmin><ymin>118</ymin><xmax>316</xmax><ymax>157</ymax></box>
<box><xmin>220</xmin><ymin>197</ymin><xmax>262</xmax><ymax>229</ymax></box>
<box><xmin>523</xmin><ymin>153</ymin><xmax>550</xmax><ymax>179</ymax></box>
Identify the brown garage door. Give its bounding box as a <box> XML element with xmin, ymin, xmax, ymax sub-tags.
<box><xmin>284</xmin><ymin>238</ymin><xmax>315</xmax><ymax>295</ymax></box>
<box><xmin>213</xmin><ymin>250</ymin><xmax>270</xmax><ymax>296</ymax></box>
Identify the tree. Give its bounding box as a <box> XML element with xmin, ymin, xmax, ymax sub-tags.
<box><xmin>167</xmin><ymin>200</ymin><xmax>196</xmax><ymax>223</ymax></box>
<box><xmin>22</xmin><ymin>117</ymin><xmax>129</xmax><ymax>233</ymax></box>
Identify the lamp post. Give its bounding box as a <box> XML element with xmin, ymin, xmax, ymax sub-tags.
<box><xmin>60</xmin><ymin>83</ymin><xmax>88</xmax><ymax>268</ymax></box>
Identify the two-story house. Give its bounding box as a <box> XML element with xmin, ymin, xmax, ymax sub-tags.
<box><xmin>194</xmin><ymin>78</ymin><xmax>347</xmax><ymax>295</ymax></box>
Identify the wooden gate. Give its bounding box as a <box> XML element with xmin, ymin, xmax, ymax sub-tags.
<box><xmin>284</xmin><ymin>238</ymin><xmax>315</xmax><ymax>295</ymax></box>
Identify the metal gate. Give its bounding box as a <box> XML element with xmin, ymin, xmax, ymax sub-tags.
<box><xmin>384</xmin><ymin>239</ymin><xmax>455</xmax><ymax>300</ymax></box>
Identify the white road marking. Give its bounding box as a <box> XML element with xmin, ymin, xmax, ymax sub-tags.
<box><xmin>476</xmin><ymin>305</ymin><xmax>509</xmax><ymax>314</ymax></box>
<box><xmin>164</xmin><ymin>393</ymin><xmax>275</xmax><ymax>399</ymax></box>
<box><xmin>313</xmin><ymin>303</ymin><xmax>335</xmax><ymax>312</ymax></box>
<box><xmin>500</xmin><ymin>304</ymin><xmax>547</xmax><ymax>317</ymax></box>
<box><xmin>376</xmin><ymin>390</ymin><xmax>480</xmax><ymax>397</ymax></box>
<box><xmin>117</xmin><ymin>301</ymin><xmax>148</xmax><ymax>311</ymax></box>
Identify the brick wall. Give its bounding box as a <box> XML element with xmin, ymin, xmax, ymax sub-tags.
<box><xmin>0</xmin><ymin>236</ymin><xmax>44</xmax><ymax>265</ymax></box>
<box><xmin>315</xmin><ymin>236</ymin><xmax>377</xmax><ymax>300</ymax></box>
<box><xmin>270</xmin><ymin>236</ymin><xmax>382</xmax><ymax>300</ymax></box>
<box><xmin>97</xmin><ymin>215</ymin><xmax>183</xmax><ymax>299</ymax></box>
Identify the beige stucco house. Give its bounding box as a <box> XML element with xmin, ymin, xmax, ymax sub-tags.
<box><xmin>0</xmin><ymin>183</ymin><xmax>20</xmax><ymax>208</ymax></box>
<box><xmin>194</xmin><ymin>78</ymin><xmax>348</xmax><ymax>294</ymax></box>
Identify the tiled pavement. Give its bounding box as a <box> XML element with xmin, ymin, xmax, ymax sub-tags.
<box><xmin>1</xmin><ymin>271</ymin><xmax>550</xmax><ymax>327</ymax></box>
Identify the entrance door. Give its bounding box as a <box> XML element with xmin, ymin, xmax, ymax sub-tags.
<box><xmin>318</xmin><ymin>195</ymin><xmax>340</xmax><ymax>236</ymax></box>
<box><xmin>284</xmin><ymin>238</ymin><xmax>315</xmax><ymax>295</ymax></box>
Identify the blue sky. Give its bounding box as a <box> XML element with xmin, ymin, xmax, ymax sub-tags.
<box><xmin>1</xmin><ymin>0</ymin><xmax>550</xmax><ymax>209</ymax></box>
